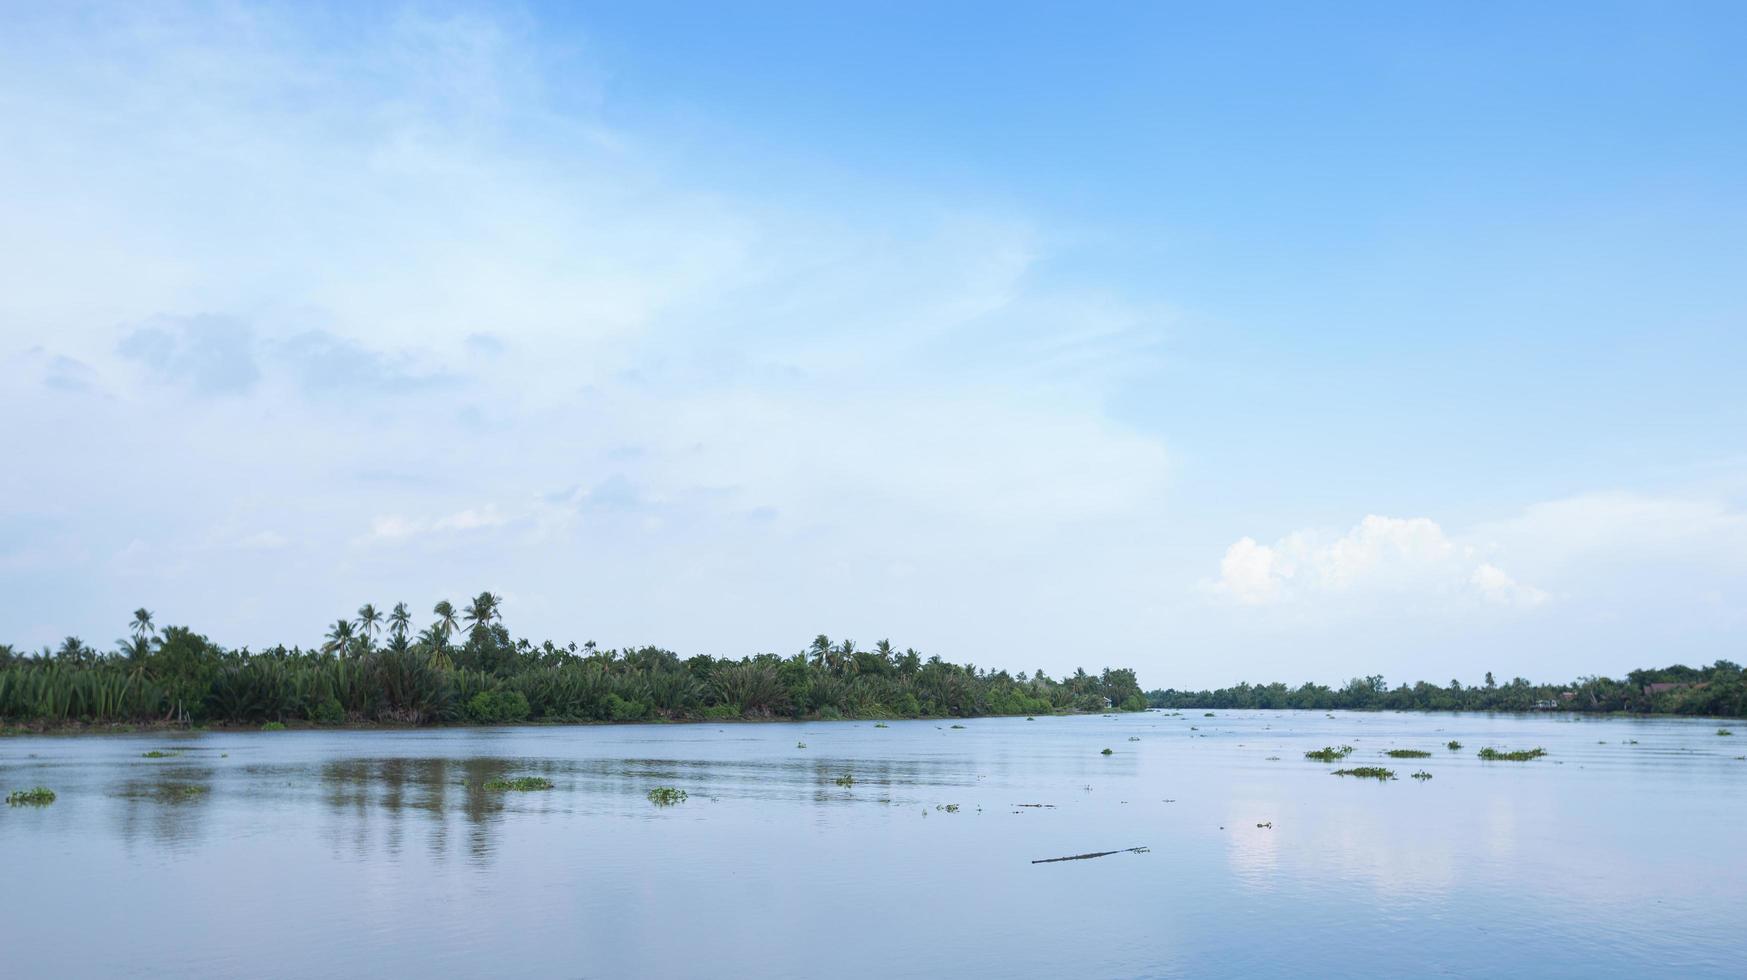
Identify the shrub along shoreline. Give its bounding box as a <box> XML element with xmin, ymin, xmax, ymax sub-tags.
<box><xmin>1</xmin><ymin>596</ymin><xmax>1148</xmax><ymax>729</ymax></box>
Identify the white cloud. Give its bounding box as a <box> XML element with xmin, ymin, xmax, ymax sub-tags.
<box><xmin>1214</xmin><ymin>515</ymin><xmax>1547</xmax><ymax>610</ymax></box>
<box><xmin>236</xmin><ymin>530</ymin><xmax>288</xmax><ymax>550</ymax></box>
<box><xmin>432</xmin><ymin>506</ymin><xmax>507</xmax><ymax>532</ymax></box>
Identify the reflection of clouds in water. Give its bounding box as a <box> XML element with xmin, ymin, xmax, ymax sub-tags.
<box><xmin>1260</xmin><ymin>800</ymin><xmax>1459</xmax><ymax>899</ymax></box>
<box><xmin>1484</xmin><ymin>796</ymin><xmax>1520</xmax><ymax>866</ymax></box>
<box><xmin>1224</xmin><ymin>794</ymin><xmax>1283</xmax><ymax>887</ymax></box>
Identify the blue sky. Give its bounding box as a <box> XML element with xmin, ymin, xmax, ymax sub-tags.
<box><xmin>3</xmin><ymin>2</ymin><xmax>1745</xmax><ymax>687</ymax></box>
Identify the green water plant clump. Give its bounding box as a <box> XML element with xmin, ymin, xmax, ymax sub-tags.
<box><xmin>950</xmin><ymin>724</ymin><xmax>966</xmax><ymax>729</ymax></box>
<box><xmin>1305</xmin><ymin>745</ymin><xmax>1355</xmax><ymax>762</ymax></box>
<box><xmin>1718</xmin><ymin>729</ymin><xmax>1735</xmax><ymax>736</ymax></box>
<box><xmin>1410</xmin><ymin>770</ymin><xmax>1433</xmax><ymax>780</ymax></box>
<box><xmin>873</xmin><ymin>722</ymin><xmax>889</xmax><ymax>728</ymax></box>
<box><xmin>485</xmin><ymin>776</ymin><xmax>554</xmax><ymax>792</ymax></box>
<box><xmin>260</xmin><ymin>721</ymin><xmax>287</xmax><ymax>732</ymax></box>
<box><xmin>647</xmin><ymin>787</ymin><xmax>688</xmax><ymax>806</ymax></box>
<box><xmin>834</xmin><ymin>773</ymin><xmax>855</xmax><ymax>787</ymax></box>
<box><xmin>141</xmin><ymin>750</ymin><xmax>178</xmax><ymax>758</ymax></box>
<box><xmin>1477</xmin><ymin>747</ymin><xmax>1547</xmax><ymax>761</ymax></box>
<box><xmin>1446</xmin><ymin>740</ymin><xmax>1463</xmax><ymax>750</ymax></box>
<box><xmin>7</xmin><ymin>787</ymin><xmax>56</xmax><ymax>805</ymax></box>
<box><xmin>1100</xmin><ymin>747</ymin><xmax>1114</xmax><ymax>755</ymax></box>
<box><xmin>1385</xmin><ymin>749</ymin><xmax>1432</xmax><ymax>758</ymax></box>
<box><xmin>1332</xmin><ymin>767</ymin><xmax>1396</xmax><ymax>780</ymax></box>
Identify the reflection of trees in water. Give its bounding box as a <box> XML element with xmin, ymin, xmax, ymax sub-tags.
<box><xmin>309</xmin><ymin>754</ymin><xmax>969</xmax><ymax>861</ymax></box>
<box><xmin>319</xmin><ymin>757</ymin><xmax>566</xmax><ymax>862</ymax></box>
<box><xmin>111</xmin><ymin>766</ymin><xmax>215</xmax><ymax>849</ymax></box>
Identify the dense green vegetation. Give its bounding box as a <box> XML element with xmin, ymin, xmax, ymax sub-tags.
<box><xmin>0</xmin><ymin>599</ymin><xmax>1147</xmax><ymax>728</ymax></box>
<box><xmin>647</xmin><ymin>787</ymin><xmax>688</xmax><ymax>806</ymax></box>
<box><xmin>485</xmin><ymin>777</ymin><xmax>554</xmax><ymax>792</ymax></box>
<box><xmin>6</xmin><ymin>787</ymin><xmax>55</xmax><ymax>805</ymax></box>
<box><xmin>1332</xmin><ymin>767</ymin><xmax>1395</xmax><ymax>780</ymax></box>
<box><xmin>1304</xmin><ymin>746</ymin><xmax>1355</xmax><ymax>762</ymax></box>
<box><xmin>1148</xmin><ymin>662</ymin><xmax>1747</xmax><ymax>718</ymax></box>
<box><xmin>1477</xmin><ymin>747</ymin><xmax>1547</xmax><ymax>761</ymax></box>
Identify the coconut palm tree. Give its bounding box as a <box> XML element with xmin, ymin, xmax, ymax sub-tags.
<box><xmin>432</xmin><ymin>600</ymin><xmax>459</xmax><ymax>642</ymax></box>
<box><xmin>388</xmin><ymin>602</ymin><xmax>412</xmax><ymax>638</ymax></box>
<box><xmin>463</xmin><ymin>591</ymin><xmax>501</xmax><ymax>638</ymax></box>
<box><xmin>417</xmin><ymin>624</ymin><xmax>454</xmax><ymax>670</ymax></box>
<box><xmin>355</xmin><ymin>604</ymin><xmax>383</xmax><ymax>641</ymax></box>
<box><xmin>323</xmin><ymin>619</ymin><xmax>355</xmax><ymax>656</ymax></box>
<box><xmin>130</xmin><ymin>608</ymin><xmax>157</xmax><ymax>641</ymax></box>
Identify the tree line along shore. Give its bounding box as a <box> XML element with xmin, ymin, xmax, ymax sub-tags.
<box><xmin>1148</xmin><ymin>662</ymin><xmax>1747</xmax><ymax>718</ymax></box>
<box><xmin>0</xmin><ymin>596</ymin><xmax>1147</xmax><ymax>729</ymax></box>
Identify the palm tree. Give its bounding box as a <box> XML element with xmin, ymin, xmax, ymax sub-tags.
<box><xmin>323</xmin><ymin>619</ymin><xmax>355</xmax><ymax>656</ymax></box>
<box><xmin>56</xmin><ymin>636</ymin><xmax>92</xmax><ymax>664</ymax></box>
<box><xmin>432</xmin><ymin>600</ymin><xmax>459</xmax><ymax>642</ymax></box>
<box><xmin>388</xmin><ymin>602</ymin><xmax>412</xmax><ymax>638</ymax></box>
<box><xmin>130</xmin><ymin>608</ymin><xmax>157</xmax><ymax>641</ymax></box>
<box><xmin>809</xmin><ymin>634</ymin><xmax>831</xmax><ymax>668</ymax></box>
<box><xmin>463</xmin><ymin>591</ymin><xmax>501</xmax><ymax>638</ymax></box>
<box><xmin>355</xmin><ymin>604</ymin><xmax>382</xmax><ymax>641</ymax></box>
<box><xmin>417</xmin><ymin>624</ymin><xmax>454</xmax><ymax>670</ymax></box>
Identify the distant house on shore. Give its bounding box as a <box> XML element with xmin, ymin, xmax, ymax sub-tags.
<box><xmin>1532</xmin><ymin>699</ymin><xmax>1558</xmax><ymax>710</ymax></box>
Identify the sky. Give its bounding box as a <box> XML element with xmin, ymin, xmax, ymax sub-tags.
<box><xmin>3</xmin><ymin>1</ymin><xmax>1745</xmax><ymax>688</ymax></box>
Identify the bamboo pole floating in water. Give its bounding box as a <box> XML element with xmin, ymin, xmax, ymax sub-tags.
<box><xmin>1031</xmin><ymin>846</ymin><xmax>1150</xmax><ymax>864</ymax></box>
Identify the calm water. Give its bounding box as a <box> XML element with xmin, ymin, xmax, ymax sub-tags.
<box><xmin>3</xmin><ymin>711</ymin><xmax>1744</xmax><ymax>978</ymax></box>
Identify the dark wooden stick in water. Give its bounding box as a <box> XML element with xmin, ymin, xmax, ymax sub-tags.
<box><xmin>1031</xmin><ymin>846</ymin><xmax>1149</xmax><ymax>864</ymax></box>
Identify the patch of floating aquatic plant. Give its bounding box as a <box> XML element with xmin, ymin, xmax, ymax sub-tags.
<box><xmin>647</xmin><ymin>787</ymin><xmax>688</xmax><ymax>806</ymax></box>
<box><xmin>7</xmin><ymin>787</ymin><xmax>56</xmax><ymax>806</ymax></box>
<box><xmin>1626</xmin><ymin>739</ymin><xmax>1639</xmax><ymax>745</ymax></box>
<box><xmin>873</xmin><ymin>723</ymin><xmax>888</xmax><ymax>728</ymax></box>
<box><xmin>834</xmin><ymin>773</ymin><xmax>855</xmax><ymax>787</ymax></box>
<box><xmin>1026</xmin><ymin>717</ymin><xmax>1035</xmax><ymax>721</ymax></box>
<box><xmin>1411</xmin><ymin>770</ymin><xmax>1433</xmax><ymax>780</ymax></box>
<box><xmin>1127</xmin><ymin>736</ymin><xmax>1141</xmax><ymax>741</ymax></box>
<box><xmin>1100</xmin><ymin>748</ymin><xmax>1114</xmax><ymax>755</ymax></box>
<box><xmin>1718</xmin><ymin>729</ymin><xmax>1735</xmax><ymax>736</ymax></box>
<box><xmin>1384</xmin><ymin>749</ymin><xmax>1432</xmax><ymax>758</ymax></box>
<box><xmin>950</xmin><ymin>724</ymin><xmax>966</xmax><ymax>729</ymax></box>
<box><xmin>1477</xmin><ymin>747</ymin><xmax>1547</xmax><ymax>761</ymax></box>
<box><xmin>1305</xmin><ymin>745</ymin><xmax>1355</xmax><ymax>762</ymax></box>
<box><xmin>260</xmin><ymin>721</ymin><xmax>287</xmax><ymax>732</ymax></box>
<box><xmin>1203</xmin><ymin>712</ymin><xmax>1215</xmax><ymax>717</ymax></box>
<box><xmin>1256</xmin><ymin>821</ymin><xmax>1273</xmax><ymax>829</ymax></box>
<box><xmin>1332</xmin><ymin>767</ymin><xmax>1396</xmax><ymax>780</ymax></box>
<box><xmin>1446</xmin><ymin>741</ymin><xmax>1463</xmax><ymax>750</ymax></box>
<box><xmin>1015</xmin><ymin>803</ymin><xmax>1056</xmax><ymax>808</ymax></box>
<box><xmin>937</xmin><ymin>803</ymin><xmax>960</xmax><ymax>813</ymax></box>
<box><xmin>485</xmin><ymin>776</ymin><xmax>555</xmax><ymax>792</ymax></box>
<box><xmin>1265</xmin><ymin>755</ymin><xmax>1280</xmax><ymax>761</ymax></box>
<box><xmin>141</xmin><ymin>750</ymin><xmax>179</xmax><ymax>759</ymax></box>
<box><xmin>1032</xmin><ymin>846</ymin><xmax>1148</xmax><ymax>864</ymax></box>
<box><xmin>796</xmin><ymin>741</ymin><xmax>807</xmax><ymax>749</ymax></box>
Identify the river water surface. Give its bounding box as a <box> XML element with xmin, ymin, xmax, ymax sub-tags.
<box><xmin>3</xmin><ymin>710</ymin><xmax>1744</xmax><ymax>978</ymax></box>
